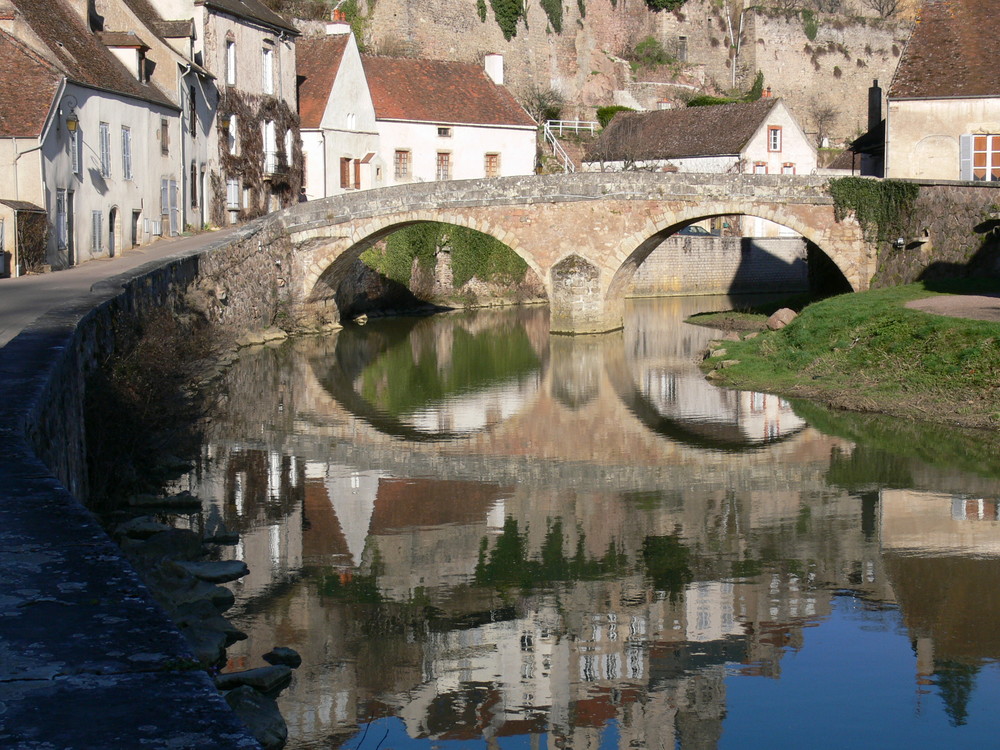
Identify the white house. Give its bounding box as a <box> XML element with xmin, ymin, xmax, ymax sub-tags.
<box><xmin>296</xmin><ymin>19</ymin><xmax>379</xmax><ymax>200</ymax></box>
<box><xmin>582</xmin><ymin>97</ymin><xmax>816</xmax><ymax>236</ymax></box>
<box><xmin>0</xmin><ymin>0</ymin><xmax>183</xmax><ymax>272</ymax></box>
<box><xmin>885</xmin><ymin>0</ymin><xmax>1000</xmax><ymax>181</ymax></box>
<box><xmin>361</xmin><ymin>53</ymin><xmax>537</xmax><ymax>186</ymax></box>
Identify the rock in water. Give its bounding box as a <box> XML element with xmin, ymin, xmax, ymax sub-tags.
<box><xmin>225</xmin><ymin>685</ymin><xmax>288</xmax><ymax>750</ymax></box>
<box><xmin>215</xmin><ymin>665</ymin><xmax>293</xmax><ymax>694</ymax></box>
<box><xmin>262</xmin><ymin>647</ymin><xmax>302</xmax><ymax>669</ymax></box>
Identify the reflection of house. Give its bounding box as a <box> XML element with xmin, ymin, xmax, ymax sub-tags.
<box><xmin>296</xmin><ymin>20</ymin><xmax>379</xmax><ymax>200</ymax></box>
<box><xmin>582</xmin><ymin>98</ymin><xmax>815</xmax><ymax>236</ymax></box>
<box><xmin>361</xmin><ymin>53</ymin><xmax>537</xmax><ymax>185</ymax></box>
<box><xmin>886</xmin><ymin>0</ymin><xmax>1000</xmax><ymax>180</ymax></box>
<box><xmin>0</xmin><ymin>0</ymin><xmax>182</xmax><ymax>272</ymax></box>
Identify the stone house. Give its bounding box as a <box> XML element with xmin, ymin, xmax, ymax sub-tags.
<box><xmin>582</xmin><ymin>97</ymin><xmax>815</xmax><ymax>236</ymax></box>
<box><xmin>296</xmin><ymin>19</ymin><xmax>379</xmax><ymax>200</ymax></box>
<box><xmin>0</xmin><ymin>0</ymin><xmax>183</xmax><ymax>273</ymax></box>
<box><xmin>885</xmin><ymin>0</ymin><xmax>1000</xmax><ymax>181</ymax></box>
<box><xmin>361</xmin><ymin>53</ymin><xmax>537</xmax><ymax>186</ymax></box>
<box><xmin>144</xmin><ymin>0</ymin><xmax>301</xmax><ymax>223</ymax></box>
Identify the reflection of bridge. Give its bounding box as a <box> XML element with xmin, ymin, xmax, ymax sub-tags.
<box><xmin>280</xmin><ymin>173</ymin><xmax>869</xmax><ymax>333</ymax></box>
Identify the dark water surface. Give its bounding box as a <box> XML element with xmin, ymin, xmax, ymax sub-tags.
<box><xmin>177</xmin><ymin>297</ymin><xmax>1000</xmax><ymax>749</ymax></box>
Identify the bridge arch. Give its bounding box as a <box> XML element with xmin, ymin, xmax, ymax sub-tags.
<box><xmin>303</xmin><ymin>210</ymin><xmax>547</xmax><ymax>318</ymax></box>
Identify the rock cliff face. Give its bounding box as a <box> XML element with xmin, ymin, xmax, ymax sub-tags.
<box><xmin>358</xmin><ymin>0</ymin><xmax>912</xmax><ymax>144</ymax></box>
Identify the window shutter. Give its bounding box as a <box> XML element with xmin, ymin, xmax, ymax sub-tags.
<box><xmin>959</xmin><ymin>134</ymin><xmax>973</xmax><ymax>181</ymax></box>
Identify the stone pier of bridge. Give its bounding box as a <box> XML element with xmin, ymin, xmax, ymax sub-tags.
<box><xmin>279</xmin><ymin>172</ymin><xmax>871</xmax><ymax>334</ymax></box>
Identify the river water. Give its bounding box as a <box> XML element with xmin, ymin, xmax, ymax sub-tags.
<box><xmin>177</xmin><ymin>296</ymin><xmax>1000</xmax><ymax>749</ymax></box>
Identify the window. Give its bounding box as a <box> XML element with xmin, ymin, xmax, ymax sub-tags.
<box><xmin>227</xmin><ymin>114</ymin><xmax>238</xmax><ymax>154</ymax></box>
<box><xmin>353</xmin><ymin>158</ymin><xmax>361</xmax><ymax>190</ymax></box>
<box><xmin>263</xmin><ymin>120</ymin><xmax>276</xmax><ymax>173</ymax></box>
<box><xmin>436</xmin><ymin>152</ymin><xmax>451</xmax><ymax>181</ymax></box>
<box><xmin>91</xmin><ymin>210</ymin><xmax>103</xmax><ymax>252</ymax></box>
<box><xmin>121</xmin><ymin>126</ymin><xmax>132</xmax><ymax>180</ymax></box>
<box><xmin>262</xmin><ymin>46</ymin><xmax>274</xmax><ymax>95</ymax></box>
<box><xmin>753</xmin><ymin>162</ymin><xmax>767</xmax><ymax>174</ymax></box>
<box><xmin>485</xmin><ymin>152</ymin><xmax>500</xmax><ymax>178</ymax></box>
<box><xmin>347</xmin><ymin>112</ymin><xmax>356</xmax><ymax>129</ymax></box>
<box><xmin>340</xmin><ymin>157</ymin><xmax>351</xmax><ymax>189</ymax></box>
<box><xmin>190</xmin><ymin>161</ymin><xmax>198</xmax><ymax>207</ymax></box>
<box><xmin>394</xmin><ymin>150</ymin><xmax>410</xmax><ymax>180</ymax></box>
<box><xmin>968</xmin><ymin>134</ymin><xmax>1000</xmax><ymax>181</ymax></box>
<box><xmin>677</xmin><ymin>36</ymin><xmax>688</xmax><ymax>62</ymax></box>
<box><xmin>225</xmin><ymin>38</ymin><xmax>236</xmax><ymax>86</ymax></box>
<box><xmin>768</xmin><ymin>126</ymin><xmax>782</xmax><ymax>152</ymax></box>
<box><xmin>283</xmin><ymin>129</ymin><xmax>293</xmax><ymax>169</ymax></box>
<box><xmin>226</xmin><ymin>177</ymin><xmax>240</xmax><ymax>209</ymax></box>
<box><xmin>69</xmin><ymin>128</ymin><xmax>80</xmax><ymax>176</ymax></box>
<box><xmin>99</xmin><ymin>122</ymin><xmax>111</xmax><ymax>177</ymax></box>
<box><xmin>781</xmin><ymin>162</ymin><xmax>795</xmax><ymax>175</ymax></box>
<box><xmin>437</xmin><ymin>126</ymin><xmax>451</xmax><ymax>138</ymax></box>
<box><xmin>56</xmin><ymin>189</ymin><xmax>68</xmax><ymax>249</ymax></box>
<box><xmin>160</xmin><ymin>117</ymin><xmax>169</xmax><ymax>156</ymax></box>
<box><xmin>189</xmin><ymin>85</ymin><xmax>197</xmax><ymax>138</ymax></box>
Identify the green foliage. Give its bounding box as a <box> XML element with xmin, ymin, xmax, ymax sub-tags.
<box><xmin>802</xmin><ymin>8</ymin><xmax>818</xmax><ymax>40</ymax></box>
<box><xmin>645</xmin><ymin>0</ymin><xmax>687</xmax><ymax>9</ymax></box>
<box><xmin>540</xmin><ymin>0</ymin><xmax>562</xmax><ymax>32</ymax></box>
<box><xmin>630</xmin><ymin>35</ymin><xmax>673</xmax><ymax>69</ymax></box>
<box><xmin>578</xmin><ymin>0</ymin><xmax>587</xmax><ymax>16</ymax></box>
<box><xmin>597</xmin><ymin>105</ymin><xmax>635</xmax><ymax>128</ymax></box>
<box><xmin>477</xmin><ymin>0</ymin><xmax>487</xmax><ymax>21</ymax></box>
<box><xmin>641</xmin><ymin>535</ymin><xmax>693</xmax><ymax>597</ymax></box>
<box><xmin>745</xmin><ymin>70</ymin><xmax>764</xmax><ymax>101</ymax></box>
<box><xmin>827</xmin><ymin>177</ymin><xmax>919</xmax><ymax>244</ymax></box>
<box><xmin>687</xmin><ymin>94</ymin><xmax>739</xmax><ymax>107</ymax></box>
<box><xmin>475</xmin><ymin>517</ymin><xmax>627</xmax><ymax>589</ymax></box>
<box><xmin>339</xmin><ymin>0</ymin><xmax>368</xmax><ymax>47</ymax></box>
<box><xmin>489</xmin><ymin>0</ymin><xmax>525</xmax><ymax>39</ymax></box>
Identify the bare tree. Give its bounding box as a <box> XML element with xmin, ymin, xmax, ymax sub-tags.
<box><xmin>809</xmin><ymin>99</ymin><xmax>840</xmax><ymax>146</ymax></box>
<box><xmin>859</xmin><ymin>0</ymin><xmax>901</xmax><ymax>17</ymax></box>
<box><xmin>519</xmin><ymin>84</ymin><xmax>565</xmax><ymax>124</ymax></box>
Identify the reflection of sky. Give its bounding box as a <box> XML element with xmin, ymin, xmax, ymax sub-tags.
<box><xmin>401</xmin><ymin>374</ymin><xmax>541</xmax><ymax>434</ymax></box>
<box><xmin>722</xmin><ymin>596</ymin><xmax>1000</xmax><ymax>749</ymax></box>
<box><xmin>339</xmin><ymin>717</ymin><xmax>550</xmax><ymax>749</ymax></box>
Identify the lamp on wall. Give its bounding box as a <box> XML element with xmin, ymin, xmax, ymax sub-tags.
<box><xmin>59</xmin><ymin>94</ymin><xmax>78</xmax><ymax>134</ymax></box>
<box><xmin>219</xmin><ymin>112</ymin><xmax>232</xmax><ymax>131</ymax></box>
<box><xmin>65</xmin><ymin>111</ymin><xmax>79</xmax><ymax>133</ymax></box>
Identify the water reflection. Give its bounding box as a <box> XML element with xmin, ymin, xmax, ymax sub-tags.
<box><xmin>175</xmin><ymin>298</ymin><xmax>1000</xmax><ymax>748</ymax></box>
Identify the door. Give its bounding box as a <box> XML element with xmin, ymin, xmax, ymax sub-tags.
<box><xmin>66</xmin><ymin>191</ymin><xmax>75</xmax><ymax>266</ymax></box>
<box><xmin>169</xmin><ymin>180</ymin><xmax>179</xmax><ymax>236</ymax></box>
<box><xmin>108</xmin><ymin>207</ymin><xmax>117</xmax><ymax>257</ymax></box>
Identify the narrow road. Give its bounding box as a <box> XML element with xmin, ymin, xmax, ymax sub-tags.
<box><xmin>0</xmin><ymin>227</ymin><xmax>238</xmax><ymax>348</ymax></box>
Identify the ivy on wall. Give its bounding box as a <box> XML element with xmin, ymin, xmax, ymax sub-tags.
<box><xmin>828</xmin><ymin>177</ymin><xmax>919</xmax><ymax>244</ymax></box>
<box><xmin>540</xmin><ymin>0</ymin><xmax>562</xmax><ymax>32</ymax></box>
<box><xmin>477</xmin><ymin>0</ymin><xmax>487</xmax><ymax>22</ymax></box>
<box><xmin>212</xmin><ymin>89</ymin><xmax>303</xmax><ymax>227</ymax></box>
<box><xmin>489</xmin><ymin>0</ymin><xmax>526</xmax><ymax>40</ymax></box>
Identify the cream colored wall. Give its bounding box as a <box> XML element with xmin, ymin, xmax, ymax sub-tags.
<box><xmin>743</xmin><ymin>101</ymin><xmax>818</xmax><ymax>176</ymax></box>
<box><xmin>0</xmin><ymin>139</ymin><xmax>44</xmax><ymax>206</ymax></box>
<box><xmin>886</xmin><ymin>97</ymin><xmax>1000</xmax><ymax>180</ymax></box>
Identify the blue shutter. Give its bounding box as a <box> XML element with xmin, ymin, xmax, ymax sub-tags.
<box><xmin>959</xmin><ymin>134</ymin><xmax>972</xmax><ymax>181</ymax></box>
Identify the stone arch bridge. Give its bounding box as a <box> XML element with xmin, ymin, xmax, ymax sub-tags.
<box><xmin>280</xmin><ymin>172</ymin><xmax>869</xmax><ymax>333</ymax></box>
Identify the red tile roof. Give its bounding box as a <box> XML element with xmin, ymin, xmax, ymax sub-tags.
<box><xmin>10</xmin><ymin>0</ymin><xmax>176</xmax><ymax>110</ymax></box>
<box><xmin>202</xmin><ymin>0</ymin><xmax>298</xmax><ymax>35</ymax></box>
<box><xmin>0</xmin><ymin>31</ymin><xmax>60</xmax><ymax>138</ymax></box>
<box><xmin>584</xmin><ymin>98</ymin><xmax>780</xmax><ymax>162</ymax></box>
<box><xmin>296</xmin><ymin>34</ymin><xmax>349</xmax><ymax>129</ymax></box>
<box><xmin>361</xmin><ymin>55</ymin><xmax>536</xmax><ymax>128</ymax></box>
<box><xmin>890</xmin><ymin>0</ymin><xmax>1000</xmax><ymax>99</ymax></box>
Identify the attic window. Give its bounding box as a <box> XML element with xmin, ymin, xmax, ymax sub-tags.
<box><xmin>437</xmin><ymin>126</ymin><xmax>452</xmax><ymax>138</ymax></box>
<box><xmin>768</xmin><ymin>126</ymin><xmax>782</xmax><ymax>152</ymax></box>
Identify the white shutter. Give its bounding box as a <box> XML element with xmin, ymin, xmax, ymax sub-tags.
<box><xmin>91</xmin><ymin>210</ymin><xmax>102</xmax><ymax>252</ymax></box>
<box><xmin>959</xmin><ymin>134</ymin><xmax>973</xmax><ymax>181</ymax></box>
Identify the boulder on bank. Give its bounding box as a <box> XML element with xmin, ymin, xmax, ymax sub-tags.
<box><xmin>766</xmin><ymin>308</ymin><xmax>798</xmax><ymax>330</ymax></box>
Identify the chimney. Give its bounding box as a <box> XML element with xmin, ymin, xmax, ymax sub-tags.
<box><xmin>762</xmin><ymin>86</ymin><xmax>772</xmax><ymax>98</ymax></box>
<box><xmin>868</xmin><ymin>79</ymin><xmax>882</xmax><ymax>131</ymax></box>
<box><xmin>484</xmin><ymin>53</ymin><xmax>503</xmax><ymax>86</ymax></box>
<box><xmin>326</xmin><ymin>8</ymin><xmax>350</xmax><ymax>35</ymax></box>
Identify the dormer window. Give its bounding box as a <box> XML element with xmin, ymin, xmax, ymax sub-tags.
<box><xmin>768</xmin><ymin>126</ymin><xmax>782</xmax><ymax>152</ymax></box>
<box><xmin>437</xmin><ymin>126</ymin><xmax>451</xmax><ymax>138</ymax></box>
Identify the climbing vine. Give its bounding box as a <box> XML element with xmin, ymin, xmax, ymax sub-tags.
<box><xmin>489</xmin><ymin>0</ymin><xmax>526</xmax><ymax>40</ymax></box>
<box><xmin>827</xmin><ymin>177</ymin><xmax>919</xmax><ymax>244</ymax></box>
<box><xmin>477</xmin><ymin>0</ymin><xmax>487</xmax><ymax>22</ymax></box>
<box><xmin>214</xmin><ymin>89</ymin><xmax>302</xmax><ymax>226</ymax></box>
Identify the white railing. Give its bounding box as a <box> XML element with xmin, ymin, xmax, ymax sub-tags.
<box><xmin>543</xmin><ymin>120</ymin><xmax>600</xmax><ymax>174</ymax></box>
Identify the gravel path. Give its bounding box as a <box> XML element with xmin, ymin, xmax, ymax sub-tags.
<box><xmin>906</xmin><ymin>293</ymin><xmax>1000</xmax><ymax>323</ymax></box>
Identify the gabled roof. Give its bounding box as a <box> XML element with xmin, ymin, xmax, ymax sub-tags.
<box><xmin>200</xmin><ymin>0</ymin><xmax>298</xmax><ymax>35</ymax></box>
<box><xmin>98</xmin><ymin>31</ymin><xmax>150</xmax><ymax>49</ymax></box>
<box><xmin>296</xmin><ymin>34</ymin><xmax>350</xmax><ymax>130</ymax></box>
<box><xmin>361</xmin><ymin>55</ymin><xmax>536</xmax><ymax>128</ymax></box>
<box><xmin>121</xmin><ymin>0</ymin><xmax>193</xmax><ymax>39</ymax></box>
<box><xmin>584</xmin><ymin>98</ymin><xmax>781</xmax><ymax>163</ymax></box>
<box><xmin>0</xmin><ymin>30</ymin><xmax>61</xmax><ymax>138</ymax></box>
<box><xmin>890</xmin><ymin>0</ymin><xmax>1000</xmax><ymax>99</ymax></box>
<box><xmin>10</xmin><ymin>0</ymin><xmax>176</xmax><ymax>110</ymax></box>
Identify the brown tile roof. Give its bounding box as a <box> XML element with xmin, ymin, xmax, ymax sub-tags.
<box><xmin>0</xmin><ymin>198</ymin><xmax>46</xmax><ymax>212</ymax></box>
<box><xmin>889</xmin><ymin>0</ymin><xmax>1000</xmax><ymax>99</ymax></box>
<box><xmin>584</xmin><ymin>98</ymin><xmax>780</xmax><ymax>163</ymax></box>
<box><xmin>10</xmin><ymin>0</ymin><xmax>177</xmax><ymax>110</ymax></box>
<box><xmin>0</xmin><ymin>30</ymin><xmax>60</xmax><ymax>138</ymax></box>
<box><xmin>120</xmin><ymin>0</ymin><xmax>193</xmax><ymax>39</ymax></box>
<box><xmin>361</xmin><ymin>55</ymin><xmax>536</xmax><ymax>128</ymax></box>
<box><xmin>97</xmin><ymin>30</ymin><xmax>150</xmax><ymax>49</ymax></box>
<box><xmin>296</xmin><ymin>34</ymin><xmax>349</xmax><ymax>129</ymax></box>
<box><xmin>202</xmin><ymin>0</ymin><xmax>298</xmax><ymax>35</ymax></box>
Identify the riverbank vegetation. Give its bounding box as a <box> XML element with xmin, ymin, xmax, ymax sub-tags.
<box><xmin>696</xmin><ymin>279</ymin><xmax>1000</xmax><ymax>430</ymax></box>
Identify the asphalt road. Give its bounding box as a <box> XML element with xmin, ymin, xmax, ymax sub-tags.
<box><xmin>0</xmin><ymin>228</ymin><xmax>239</xmax><ymax>348</ymax></box>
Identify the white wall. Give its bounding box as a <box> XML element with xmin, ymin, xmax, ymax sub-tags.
<box><xmin>742</xmin><ymin>101</ymin><xmax>817</xmax><ymax>176</ymax></box>
<box><xmin>41</xmin><ymin>82</ymin><xmax>181</xmax><ymax>266</ymax></box>
<box><xmin>886</xmin><ymin>97</ymin><xmax>1000</xmax><ymax>180</ymax></box>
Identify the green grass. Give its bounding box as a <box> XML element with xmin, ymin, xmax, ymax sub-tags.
<box><xmin>701</xmin><ymin>280</ymin><xmax>1000</xmax><ymax>429</ymax></box>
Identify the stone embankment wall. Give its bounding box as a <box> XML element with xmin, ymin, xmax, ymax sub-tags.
<box><xmin>628</xmin><ymin>236</ymin><xmax>808</xmax><ymax>297</ymax></box>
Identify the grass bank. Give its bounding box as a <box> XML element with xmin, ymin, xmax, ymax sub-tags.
<box><xmin>697</xmin><ymin>280</ymin><xmax>1000</xmax><ymax>430</ymax></box>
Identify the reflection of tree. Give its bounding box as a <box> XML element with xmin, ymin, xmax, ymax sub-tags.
<box><xmin>934</xmin><ymin>660</ymin><xmax>980</xmax><ymax>727</ymax></box>
<box><xmin>642</xmin><ymin>534</ymin><xmax>694</xmax><ymax>598</ymax></box>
